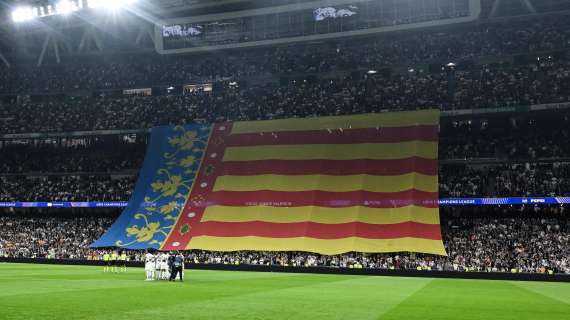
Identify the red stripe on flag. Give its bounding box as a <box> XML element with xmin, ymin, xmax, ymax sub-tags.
<box><xmin>219</xmin><ymin>158</ymin><xmax>438</xmax><ymax>176</ymax></box>
<box><xmin>205</xmin><ymin>190</ymin><xmax>438</xmax><ymax>208</ymax></box>
<box><xmin>191</xmin><ymin>221</ymin><xmax>442</xmax><ymax>240</ymax></box>
<box><xmin>226</xmin><ymin>126</ymin><xmax>438</xmax><ymax>146</ymax></box>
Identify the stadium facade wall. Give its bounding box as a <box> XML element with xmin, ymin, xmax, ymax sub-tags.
<box><xmin>2</xmin><ymin>257</ymin><xmax>568</xmax><ymax>283</ymax></box>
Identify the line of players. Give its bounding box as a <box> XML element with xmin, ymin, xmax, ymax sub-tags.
<box><xmin>102</xmin><ymin>251</ymin><xmax>128</xmax><ymax>273</ymax></box>
<box><xmin>145</xmin><ymin>251</ymin><xmax>185</xmax><ymax>282</ymax></box>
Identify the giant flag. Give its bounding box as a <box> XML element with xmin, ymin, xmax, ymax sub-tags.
<box><xmin>94</xmin><ymin>110</ymin><xmax>446</xmax><ymax>255</ymax></box>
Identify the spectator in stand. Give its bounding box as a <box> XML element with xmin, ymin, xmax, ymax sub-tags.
<box><xmin>0</xmin><ymin>176</ymin><xmax>135</xmax><ymax>202</ymax></box>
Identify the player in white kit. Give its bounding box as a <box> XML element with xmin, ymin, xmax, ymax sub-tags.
<box><xmin>160</xmin><ymin>253</ymin><xmax>171</xmax><ymax>280</ymax></box>
<box><xmin>145</xmin><ymin>252</ymin><xmax>155</xmax><ymax>281</ymax></box>
<box><xmin>155</xmin><ymin>254</ymin><xmax>165</xmax><ymax>280</ymax></box>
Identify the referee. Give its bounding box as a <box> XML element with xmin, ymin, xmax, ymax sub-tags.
<box><xmin>169</xmin><ymin>252</ymin><xmax>184</xmax><ymax>282</ymax></box>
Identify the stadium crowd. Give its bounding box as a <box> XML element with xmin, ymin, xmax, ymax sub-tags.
<box><xmin>1</xmin><ymin>113</ymin><xmax>569</xmax><ymax>172</ymax></box>
<box><xmin>0</xmin><ymin>162</ymin><xmax>569</xmax><ymax>200</ymax></box>
<box><xmin>0</xmin><ymin>141</ymin><xmax>145</xmax><ymax>174</ymax></box>
<box><xmin>2</xmin><ymin>58</ymin><xmax>570</xmax><ymax>134</ymax></box>
<box><xmin>1</xmin><ymin>207</ymin><xmax>568</xmax><ymax>274</ymax></box>
<box><xmin>1</xmin><ymin>147</ymin><xmax>569</xmax><ymax>199</ymax></box>
<box><xmin>0</xmin><ymin>212</ymin><xmax>115</xmax><ymax>259</ymax></box>
<box><xmin>1</xmin><ymin>119</ymin><xmax>569</xmax><ymax>200</ymax></box>
<box><xmin>0</xmin><ymin>16</ymin><xmax>569</xmax><ymax>94</ymax></box>
<box><xmin>441</xmin><ymin>116</ymin><xmax>570</xmax><ymax>160</ymax></box>
<box><xmin>0</xmin><ymin>176</ymin><xmax>135</xmax><ymax>202</ymax></box>
<box><xmin>168</xmin><ymin>207</ymin><xmax>570</xmax><ymax>274</ymax></box>
<box><xmin>492</xmin><ymin>163</ymin><xmax>570</xmax><ymax>197</ymax></box>
<box><xmin>440</xmin><ymin>163</ymin><xmax>570</xmax><ymax>197</ymax></box>
<box><xmin>1</xmin><ymin>131</ymin><xmax>570</xmax><ymax>200</ymax></box>
<box><xmin>1</xmin><ymin>163</ymin><xmax>568</xmax><ymax>201</ymax></box>
<box><xmin>1</xmin><ymin>8</ymin><xmax>570</xmax><ymax>278</ymax></box>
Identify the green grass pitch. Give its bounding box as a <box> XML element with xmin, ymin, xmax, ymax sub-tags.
<box><xmin>0</xmin><ymin>263</ymin><xmax>568</xmax><ymax>320</ymax></box>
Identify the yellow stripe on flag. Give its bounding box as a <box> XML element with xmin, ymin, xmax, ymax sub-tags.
<box><xmin>230</xmin><ymin>110</ymin><xmax>440</xmax><ymax>134</ymax></box>
<box><xmin>187</xmin><ymin>236</ymin><xmax>447</xmax><ymax>256</ymax></box>
<box><xmin>213</xmin><ymin>173</ymin><xmax>437</xmax><ymax>193</ymax></box>
<box><xmin>201</xmin><ymin>205</ymin><xmax>440</xmax><ymax>225</ymax></box>
<box><xmin>223</xmin><ymin>141</ymin><xmax>438</xmax><ymax>162</ymax></box>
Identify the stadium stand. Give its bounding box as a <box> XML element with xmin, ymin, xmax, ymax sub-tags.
<box><xmin>0</xmin><ymin>176</ymin><xmax>135</xmax><ymax>202</ymax></box>
<box><xmin>0</xmin><ymin>140</ymin><xmax>145</xmax><ymax>173</ymax></box>
<box><xmin>0</xmin><ymin>210</ymin><xmax>117</xmax><ymax>260</ymax></box>
<box><xmin>2</xmin><ymin>114</ymin><xmax>569</xmax><ymax>200</ymax></box>
<box><xmin>3</xmin><ymin>161</ymin><xmax>569</xmax><ymax>201</ymax></box>
<box><xmin>1</xmin><ymin>207</ymin><xmax>568</xmax><ymax>274</ymax></box>
<box><xmin>0</xmin><ymin>0</ymin><xmax>569</xmax><ymax>277</ymax></box>
<box><xmin>1</xmin><ymin>15</ymin><xmax>570</xmax><ymax>95</ymax></box>
<box><xmin>2</xmin><ymin>59</ymin><xmax>570</xmax><ymax>133</ymax></box>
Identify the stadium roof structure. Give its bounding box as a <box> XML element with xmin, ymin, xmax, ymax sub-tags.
<box><xmin>0</xmin><ymin>0</ymin><xmax>287</xmax><ymax>65</ymax></box>
<box><xmin>0</xmin><ymin>0</ymin><xmax>564</xmax><ymax>67</ymax></box>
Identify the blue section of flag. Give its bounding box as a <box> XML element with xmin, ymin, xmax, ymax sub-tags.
<box><xmin>90</xmin><ymin>124</ymin><xmax>210</xmax><ymax>249</ymax></box>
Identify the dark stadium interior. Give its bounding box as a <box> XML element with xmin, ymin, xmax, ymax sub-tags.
<box><xmin>0</xmin><ymin>0</ymin><xmax>569</xmax><ymax>284</ymax></box>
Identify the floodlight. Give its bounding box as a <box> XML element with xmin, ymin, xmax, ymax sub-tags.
<box><xmin>12</xmin><ymin>7</ymin><xmax>35</xmax><ymax>22</ymax></box>
<box><xmin>87</xmin><ymin>0</ymin><xmax>106</xmax><ymax>9</ymax></box>
<box><xmin>56</xmin><ymin>1</ymin><xmax>79</xmax><ymax>15</ymax></box>
<box><xmin>37</xmin><ymin>6</ymin><xmax>46</xmax><ymax>17</ymax></box>
<box><xmin>88</xmin><ymin>0</ymin><xmax>136</xmax><ymax>10</ymax></box>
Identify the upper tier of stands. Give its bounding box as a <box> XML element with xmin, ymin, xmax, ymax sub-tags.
<box><xmin>2</xmin><ymin>15</ymin><xmax>569</xmax><ymax>95</ymax></box>
<box><xmin>1</xmin><ymin>9</ymin><xmax>570</xmax><ymax>200</ymax></box>
<box><xmin>1</xmin><ymin>57</ymin><xmax>570</xmax><ymax>134</ymax></box>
